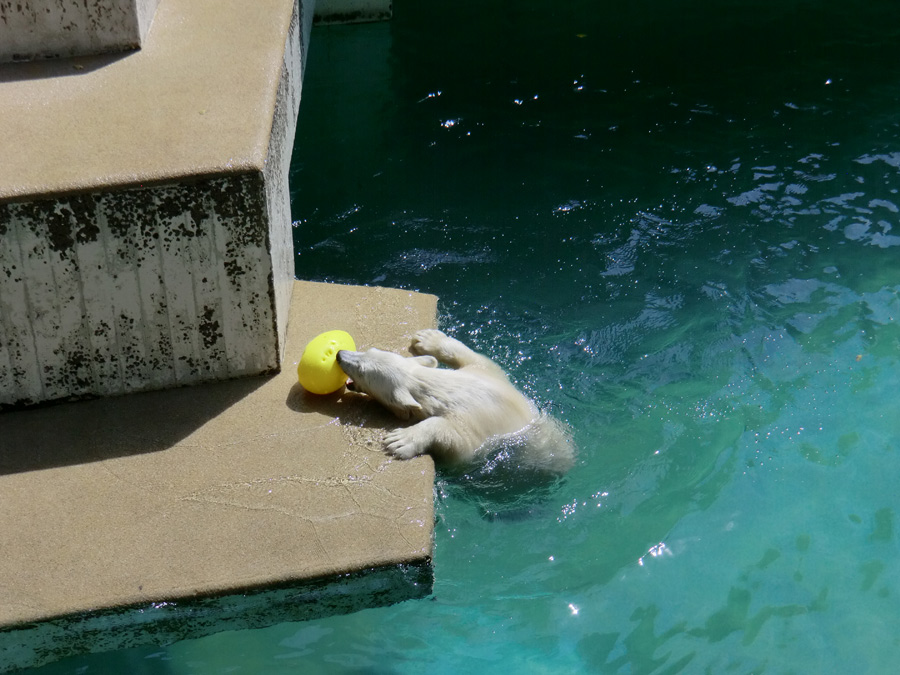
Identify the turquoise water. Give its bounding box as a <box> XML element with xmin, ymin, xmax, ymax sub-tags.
<box><xmin>28</xmin><ymin>1</ymin><xmax>900</xmax><ymax>672</ymax></box>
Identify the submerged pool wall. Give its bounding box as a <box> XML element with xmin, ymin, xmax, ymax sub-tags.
<box><xmin>314</xmin><ymin>0</ymin><xmax>392</xmax><ymax>25</ymax></box>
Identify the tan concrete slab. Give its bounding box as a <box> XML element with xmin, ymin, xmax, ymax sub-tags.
<box><xmin>0</xmin><ymin>281</ymin><xmax>436</xmax><ymax>633</ymax></box>
<box><xmin>0</xmin><ymin>0</ymin><xmax>299</xmax><ymax>201</ymax></box>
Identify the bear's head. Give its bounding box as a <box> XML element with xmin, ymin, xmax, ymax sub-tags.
<box><xmin>336</xmin><ymin>348</ymin><xmax>438</xmax><ymax>420</ymax></box>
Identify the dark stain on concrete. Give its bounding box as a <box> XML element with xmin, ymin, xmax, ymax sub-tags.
<box><xmin>2</xmin><ymin>171</ymin><xmax>281</xmax><ymax>406</ymax></box>
<box><xmin>199</xmin><ymin>305</ymin><xmax>221</xmax><ymax>349</ymax></box>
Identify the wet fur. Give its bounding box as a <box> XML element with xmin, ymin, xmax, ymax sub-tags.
<box><xmin>336</xmin><ymin>329</ymin><xmax>574</xmax><ymax>473</ymax></box>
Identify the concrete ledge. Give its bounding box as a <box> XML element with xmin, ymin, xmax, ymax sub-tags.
<box><xmin>0</xmin><ymin>0</ymin><xmax>314</xmax><ymax>406</ymax></box>
<box><xmin>0</xmin><ymin>280</ymin><xmax>437</xmax><ymax>672</ymax></box>
<box><xmin>0</xmin><ymin>0</ymin><xmax>309</xmax><ymax>199</ymax></box>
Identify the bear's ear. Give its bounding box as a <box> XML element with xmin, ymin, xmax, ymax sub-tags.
<box><xmin>388</xmin><ymin>388</ymin><xmax>423</xmax><ymax>420</ymax></box>
<box><xmin>410</xmin><ymin>355</ymin><xmax>438</xmax><ymax>368</ymax></box>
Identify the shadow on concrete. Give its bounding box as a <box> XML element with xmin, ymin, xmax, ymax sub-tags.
<box><xmin>0</xmin><ymin>50</ymin><xmax>134</xmax><ymax>83</ymax></box>
<box><xmin>0</xmin><ymin>375</ymin><xmax>269</xmax><ymax>476</ymax></box>
<box><xmin>285</xmin><ymin>382</ymin><xmax>402</xmax><ymax>431</ymax></box>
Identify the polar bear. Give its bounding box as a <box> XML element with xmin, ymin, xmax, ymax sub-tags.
<box><xmin>336</xmin><ymin>329</ymin><xmax>575</xmax><ymax>474</ymax></box>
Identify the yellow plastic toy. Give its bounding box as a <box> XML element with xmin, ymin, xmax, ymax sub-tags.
<box><xmin>297</xmin><ymin>330</ymin><xmax>356</xmax><ymax>394</ymax></box>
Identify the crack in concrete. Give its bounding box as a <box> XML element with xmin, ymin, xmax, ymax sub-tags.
<box><xmin>177</xmin><ymin>473</ymin><xmax>410</xmax><ymax>524</ymax></box>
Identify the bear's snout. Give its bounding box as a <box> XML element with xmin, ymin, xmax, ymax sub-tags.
<box><xmin>336</xmin><ymin>349</ymin><xmax>359</xmax><ymax>374</ymax></box>
<box><xmin>336</xmin><ymin>351</ymin><xmax>355</xmax><ymax>389</ymax></box>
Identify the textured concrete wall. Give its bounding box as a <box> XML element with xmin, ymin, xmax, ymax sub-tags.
<box><xmin>0</xmin><ymin>0</ymin><xmax>160</xmax><ymax>63</ymax></box>
<box><xmin>0</xmin><ymin>176</ymin><xmax>279</xmax><ymax>406</ymax></box>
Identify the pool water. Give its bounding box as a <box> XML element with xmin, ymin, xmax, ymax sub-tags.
<box><xmin>29</xmin><ymin>0</ymin><xmax>900</xmax><ymax>672</ymax></box>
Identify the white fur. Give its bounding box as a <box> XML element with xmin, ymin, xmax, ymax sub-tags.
<box><xmin>336</xmin><ymin>329</ymin><xmax>574</xmax><ymax>474</ymax></box>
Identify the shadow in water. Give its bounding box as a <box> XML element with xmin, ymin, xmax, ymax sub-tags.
<box><xmin>439</xmin><ymin>442</ymin><xmax>572</xmax><ymax>522</ymax></box>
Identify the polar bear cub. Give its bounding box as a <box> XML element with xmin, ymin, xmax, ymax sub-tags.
<box><xmin>336</xmin><ymin>329</ymin><xmax>574</xmax><ymax>474</ymax></box>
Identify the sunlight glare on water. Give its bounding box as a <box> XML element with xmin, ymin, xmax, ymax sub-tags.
<box><xmin>24</xmin><ymin>1</ymin><xmax>900</xmax><ymax>673</ymax></box>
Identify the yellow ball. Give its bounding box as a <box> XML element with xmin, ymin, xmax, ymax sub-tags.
<box><xmin>297</xmin><ymin>330</ymin><xmax>356</xmax><ymax>395</ymax></box>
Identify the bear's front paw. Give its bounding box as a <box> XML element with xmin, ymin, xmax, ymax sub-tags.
<box><xmin>410</xmin><ymin>329</ymin><xmax>449</xmax><ymax>357</ymax></box>
<box><xmin>385</xmin><ymin>428</ymin><xmax>425</xmax><ymax>460</ymax></box>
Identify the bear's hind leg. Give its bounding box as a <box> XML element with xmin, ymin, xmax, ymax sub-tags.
<box><xmin>410</xmin><ymin>329</ymin><xmax>502</xmax><ymax>374</ymax></box>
